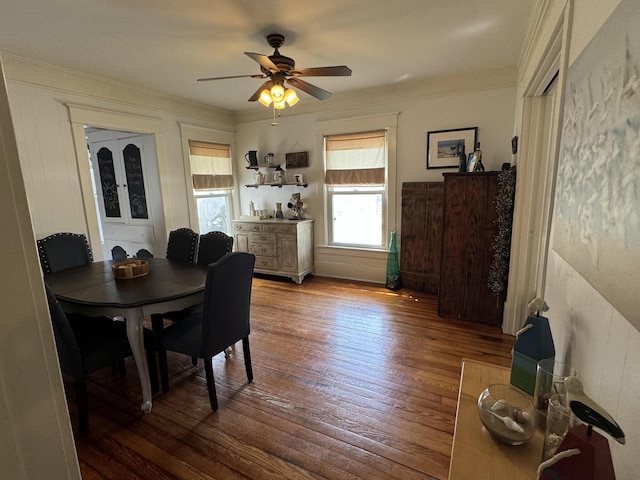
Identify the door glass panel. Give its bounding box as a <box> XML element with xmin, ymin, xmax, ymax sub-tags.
<box><xmin>122</xmin><ymin>143</ymin><xmax>148</xmax><ymax>219</ymax></box>
<box><xmin>96</xmin><ymin>147</ymin><xmax>121</xmax><ymax>218</ymax></box>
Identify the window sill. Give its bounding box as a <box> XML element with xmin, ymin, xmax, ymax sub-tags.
<box><xmin>317</xmin><ymin>244</ymin><xmax>387</xmax><ymax>257</ymax></box>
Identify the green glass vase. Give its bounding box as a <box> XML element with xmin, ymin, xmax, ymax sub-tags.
<box><xmin>385</xmin><ymin>231</ymin><xmax>401</xmax><ymax>290</ymax></box>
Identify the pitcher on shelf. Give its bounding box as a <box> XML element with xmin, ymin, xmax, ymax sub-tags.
<box><xmin>245</xmin><ymin>150</ymin><xmax>258</xmax><ymax>167</ymax></box>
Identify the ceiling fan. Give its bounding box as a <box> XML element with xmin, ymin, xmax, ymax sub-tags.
<box><xmin>197</xmin><ymin>33</ymin><xmax>352</xmax><ymax>106</ymax></box>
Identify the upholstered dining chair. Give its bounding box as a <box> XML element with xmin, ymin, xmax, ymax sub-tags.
<box><xmin>37</xmin><ymin>232</ymin><xmax>93</xmax><ymax>274</ymax></box>
<box><xmin>196</xmin><ymin>231</ymin><xmax>234</xmax><ymax>266</ymax></box>
<box><xmin>135</xmin><ymin>248</ymin><xmax>154</xmax><ymax>258</ymax></box>
<box><xmin>111</xmin><ymin>245</ymin><xmax>128</xmax><ymax>261</ymax></box>
<box><xmin>45</xmin><ymin>283</ymin><xmax>157</xmax><ymax>435</ymax></box>
<box><xmin>151</xmin><ymin>227</ymin><xmax>201</xmax><ymax>361</ymax></box>
<box><xmin>157</xmin><ymin>252</ymin><xmax>256</xmax><ymax>411</ymax></box>
<box><xmin>166</xmin><ymin>227</ymin><xmax>199</xmax><ymax>263</ymax></box>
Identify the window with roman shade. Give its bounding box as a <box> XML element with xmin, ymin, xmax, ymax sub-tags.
<box><xmin>325</xmin><ymin>130</ymin><xmax>386</xmax><ymax>186</ymax></box>
<box><xmin>189</xmin><ymin>140</ymin><xmax>233</xmax><ymax>190</ymax></box>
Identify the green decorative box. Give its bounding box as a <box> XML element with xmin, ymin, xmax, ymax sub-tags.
<box><xmin>510</xmin><ymin>315</ymin><xmax>555</xmax><ymax>395</ymax></box>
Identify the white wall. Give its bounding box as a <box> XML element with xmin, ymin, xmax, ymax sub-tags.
<box><xmin>0</xmin><ymin>56</ymin><xmax>81</xmax><ymax>479</ymax></box>
<box><xmin>13</xmin><ymin>9</ymin><xmax>639</xmax><ymax>473</ymax></box>
<box><xmin>521</xmin><ymin>0</ymin><xmax>639</xmax><ymax>477</ymax></box>
<box><xmin>3</xmin><ymin>53</ymin><xmax>235</xmax><ymax>256</ymax></box>
<box><xmin>4</xmin><ymin>51</ymin><xmax>517</xmax><ymax>282</ymax></box>
<box><xmin>234</xmin><ymin>73</ymin><xmax>517</xmax><ymax>282</ymax></box>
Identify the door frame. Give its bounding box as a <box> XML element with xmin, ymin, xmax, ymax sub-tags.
<box><xmin>503</xmin><ymin>2</ymin><xmax>573</xmax><ymax>334</ymax></box>
<box><xmin>67</xmin><ymin>104</ymin><xmax>169</xmax><ymax>260</ymax></box>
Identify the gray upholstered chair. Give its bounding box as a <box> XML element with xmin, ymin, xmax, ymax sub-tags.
<box><xmin>196</xmin><ymin>231</ymin><xmax>233</xmax><ymax>266</ymax></box>
<box><xmin>158</xmin><ymin>252</ymin><xmax>255</xmax><ymax>410</ymax></box>
<box><xmin>166</xmin><ymin>227</ymin><xmax>199</xmax><ymax>263</ymax></box>
<box><xmin>151</xmin><ymin>227</ymin><xmax>201</xmax><ymax>363</ymax></box>
<box><xmin>45</xmin><ymin>283</ymin><xmax>157</xmax><ymax>434</ymax></box>
<box><xmin>37</xmin><ymin>232</ymin><xmax>93</xmax><ymax>274</ymax></box>
<box><xmin>135</xmin><ymin>248</ymin><xmax>154</xmax><ymax>258</ymax></box>
<box><xmin>111</xmin><ymin>245</ymin><xmax>128</xmax><ymax>261</ymax></box>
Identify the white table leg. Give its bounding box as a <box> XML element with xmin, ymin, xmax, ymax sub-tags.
<box><xmin>123</xmin><ymin>308</ymin><xmax>152</xmax><ymax>413</ymax></box>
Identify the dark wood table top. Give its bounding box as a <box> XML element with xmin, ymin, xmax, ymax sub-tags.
<box><xmin>45</xmin><ymin>258</ymin><xmax>208</xmax><ymax>308</ymax></box>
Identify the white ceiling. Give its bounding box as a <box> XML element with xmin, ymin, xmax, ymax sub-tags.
<box><xmin>0</xmin><ymin>0</ymin><xmax>534</xmax><ymax>112</ymax></box>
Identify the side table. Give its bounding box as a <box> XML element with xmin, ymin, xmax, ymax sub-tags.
<box><xmin>448</xmin><ymin>358</ymin><xmax>544</xmax><ymax>479</ymax></box>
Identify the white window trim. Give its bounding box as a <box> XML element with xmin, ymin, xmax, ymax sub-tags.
<box><xmin>315</xmin><ymin>113</ymin><xmax>398</xmax><ymax>251</ymax></box>
<box><xmin>179</xmin><ymin>123</ymin><xmax>237</xmax><ymax>231</ymax></box>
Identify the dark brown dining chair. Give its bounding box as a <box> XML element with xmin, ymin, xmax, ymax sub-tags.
<box><xmin>45</xmin><ymin>283</ymin><xmax>157</xmax><ymax>435</ymax></box>
<box><xmin>37</xmin><ymin>232</ymin><xmax>93</xmax><ymax>274</ymax></box>
<box><xmin>158</xmin><ymin>252</ymin><xmax>256</xmax><ymax>410</ymax></box>
<box><xmin>196</xmin><ymin>231</ymin><xmax>234</xmax><ymax>266</ymax></box>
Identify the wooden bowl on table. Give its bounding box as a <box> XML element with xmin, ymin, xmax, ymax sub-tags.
<box><xmin>112</xmin><ymin>259</ymin><xmax>149</xmax><ymax>280</ymax></box>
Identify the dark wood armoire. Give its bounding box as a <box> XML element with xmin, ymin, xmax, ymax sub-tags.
<box><xmin>438</xmin><ymin>171</ymin><xmax>514</xmax><ymax>326</ymax></box>
<box><xmin>400</xmin><ymin>182</ymin><xmax>444</xmax><ymax>293</ymax></box>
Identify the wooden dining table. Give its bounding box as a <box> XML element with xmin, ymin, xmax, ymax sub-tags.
<box><xmin>45</xmin><ymin>258</ymin><xmax>208</xmax><ymax>413</ymax></box>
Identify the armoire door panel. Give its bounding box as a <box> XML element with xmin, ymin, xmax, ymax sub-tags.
<box><xmin>439</xmin><ymin>172</ymin><xmax>510</xmax><ymax>326</ymax></box>
<box><xmin>400</xmin><ymin>182</ymin><xmax>443</xmax><ymax>293</ymax></box>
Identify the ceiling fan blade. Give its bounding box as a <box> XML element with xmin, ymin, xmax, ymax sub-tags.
<box><xmin>197</xmin><ymin>74</ymin><xmax>265</xmax><ymax>82</ymax></box>
<box><xmin>244</xmin><ymin>52</ymin><xmax>279</xmax><ymax>74</ymax></box>
<box><xmin>290</xmin><ymin>66</ymin><xmax>352</xmax><ymax>77</ymax></box>
<box><xmin>248</xmin><ymin>80</ymin><xmax>272</xmax><ymax>102</ymax></box>
<box><xmin>286</xmin><ymin>78</ymin><xmax>332</xmax><ymax>101</ymax></box>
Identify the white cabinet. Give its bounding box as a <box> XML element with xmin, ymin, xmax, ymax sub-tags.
<box><xmin>90</xmin><ymin>136</ymin><xmax>152</xmax><ymax>226</ymax></box>
<box><xmin>87</xmin><ymin>132</ymin><xmax>163</xmax><ymax>257</ymax></box>
<box><xmin>232</xmin><ymin>219</ymin><xmax>314</xmax><ymax>284</ymax></box>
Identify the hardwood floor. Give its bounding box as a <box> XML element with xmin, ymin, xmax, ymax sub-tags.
<box><xmin>70</xmin><ymin>275</ymin><xmax>515</xmax><ymax>479</ymax></box>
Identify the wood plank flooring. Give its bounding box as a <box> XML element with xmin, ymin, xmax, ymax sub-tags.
<box><xmin>69</xmin><ymin>275</ymin><xmax>516</xmax><ymax>479</ymax></box>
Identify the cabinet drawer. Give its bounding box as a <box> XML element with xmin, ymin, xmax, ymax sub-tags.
<box><xmin>234</xmin><ymin>223</ymin><xmax>263</xmax><ymax>232</ymax></box>
<box><xmin>264</xmin><ymin>224</ymin><xmax>296</xmax><ymax>235</ymax></box>
<box><xmin>249</xmin><ymin>243</ymin><xmax>277</xmax><ymax>256</ymax></box>
<box><xmin>103</xmin><ymin>224</ymin><xmax>156</xmax><ymax>243</ymax></box>
<box><xmin>249</xmin><ymin>232</ymin><xmax>276</xmax><ymax>244</ymax></box>
<box><xmin>254</xmin><ymin>256</ymin><xmax>278</xmax><ymax>270</ymax></box>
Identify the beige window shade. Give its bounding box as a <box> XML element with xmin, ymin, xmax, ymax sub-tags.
<box><xmin>325</xmin><ymin>130</ymin><xmax>386</xmax><ymax>185</ymax></box>
<box><xmin>189</xmin><ymin>140</ymin><xmax>234</xmax><ymax>190</ymax></box>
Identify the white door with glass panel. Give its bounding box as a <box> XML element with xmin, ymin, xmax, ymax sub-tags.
<box><xmin>88</xmin><ymin>133</ymin><xmax>162</xmax><ymax>257</ymax></box>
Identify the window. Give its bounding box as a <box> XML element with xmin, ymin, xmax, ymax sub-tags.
<box><xmin>188</xmin><ymin>140</ymin><xmax>233</xmax><ymax>235</ymax></box>
<box><xmin>324</xmin><ymin>130</ymin><xmax>387</xmax><ymax>248</ymax></box>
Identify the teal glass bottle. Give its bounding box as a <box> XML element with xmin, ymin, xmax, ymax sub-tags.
<box><xmin>385</xmin><ymin>231</ymin><xmax>401</xmax><ymax>290</ymax></box>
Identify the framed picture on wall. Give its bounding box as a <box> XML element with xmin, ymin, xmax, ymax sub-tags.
<box><xmin>285</xmin><ymin>151</ymin><xmax>309</xmax><ymax>168</ymax></box>
<box><xmin>426</xmin><ymin>127</ymin><xmax>478</xmax><ymax>169</ymax></box>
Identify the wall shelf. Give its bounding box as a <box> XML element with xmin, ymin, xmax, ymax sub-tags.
<box><xmin>245</xmin><ymin>183</ymin><xmax>308</xmax><ymax>189</ymax></box>
<box><xmin>245</xmin><ymin>164</ymin><xmax>282</xmax><ymax>170</ymax></box>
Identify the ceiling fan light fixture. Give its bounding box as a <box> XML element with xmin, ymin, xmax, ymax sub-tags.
<box><xmin>270</xmin><ymin>83</ymin><xmax>285</xmax><ymax>102</ymax></box>
<box><xmin>198</xmin><ymin>33</ymin><xmax>351</xmax><ymax>113</ymax></box>
<box><xmin>284</xmin><ymin>88</ymin><xmax>299</xmax><ymax>106</ymax></box>
<box><xmin>258</xmin><ymin>89</ymin><xmax>272</xmax><ymax>107</ymax></box>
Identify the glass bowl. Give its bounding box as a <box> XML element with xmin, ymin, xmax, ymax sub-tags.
<box><xmin>477</xmin><ymin>383</ymin><xmax>536</xmax><ymax>445</ymax></box>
